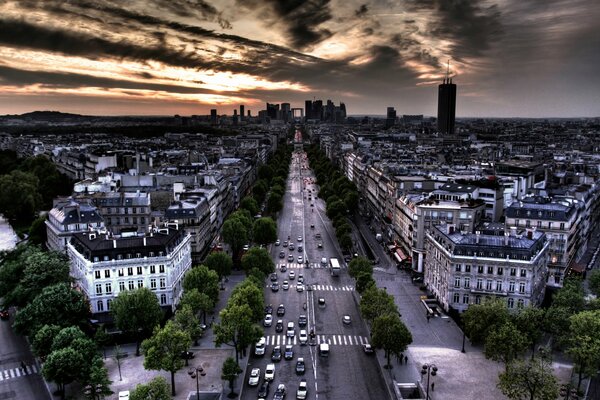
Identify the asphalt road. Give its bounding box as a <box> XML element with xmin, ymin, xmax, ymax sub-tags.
<box><xmin>240</xmin><ymin>146</ymin><xmax>388</xmax><ymax>400</ymax></box>
<box><xmin>0</xmin><ymin>309</ymin><xmax>50</xmax><ymax>400</ymax></box>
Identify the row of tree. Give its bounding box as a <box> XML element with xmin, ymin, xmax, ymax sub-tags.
<box><xmin>222</xmin><ymin>209</ymin><xmax>278</xmax><ymax>263</ymax></box>
<box><xmin>462</xmin><ymin>277</ymin><xmax>600</xmax><ymax>399</ymax></box>
<box><xmin>305</xmin><ymin>145</ymin><xmax>359</xmax><ymax>252</ymax></box>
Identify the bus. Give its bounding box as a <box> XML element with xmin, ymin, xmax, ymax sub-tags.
<box><xmin>330</xmin><ymin>258</ymin><xmax>341</xmax><ymax>277</ymax></box>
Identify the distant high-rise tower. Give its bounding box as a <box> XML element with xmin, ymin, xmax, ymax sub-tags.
<box><xmin>240</xmin><ymin>105</ymin><xmax>245</xmax><ymax>121</ymax></box>
<box><xmin>386</xmin><ymin>107</ymin><xmax>396</xmax><ymax>128</ymax></box>
<box><xmin>210</xmin><ymin>109</ymin><xmax>217</xmax><ymax>125</ymax></box>
<box><xmin>437</xmin><ymin>62</ymin><xmax>456</xmax><ymax>134</ymax></box>
<box><xmin>305</xmin><ymin>100</ymin><xmax>313</xmax><ymax>120</ymax></box>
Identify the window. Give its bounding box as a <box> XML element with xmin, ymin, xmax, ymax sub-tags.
<box><xmin>509</xmin><ymin>282</ymin><xmax>515</xmax><ymax>293</ymax></box>
<box><xmin>560</xmin><ymin>223</ymin><xmax>565</xmax><ymax>230</ymax></box>
<box><xmin>93</xmin><ymin>256</ymin><xmax>99</xmax><ymax>262</ymax></box>
<box><xmin>97</xmin><ymin>300</ymin><xmax>104</xmax><ymax>312</ymax></box>
<box><xmin>520</xmin><ymin>269</ymin><xmax>527</xmax><ymax>277</ymax></box>
<box><xmin>141</xmin><ymin>217</ymin><xmax>146</xmax><ymax>224</ymax></box>
<box><xmin>150</xmin><ymin>265</ymin><xmax>156</xmax><ymax>274</ymax></box>
<box><xmin>137</xmin><ymin>279</ymin><xmax>143</xmax><ymax>288</ymax></box>
<box><xmin>105</xmin><ymin>283</ymin><xmax>112</xmax><ymax>294</ymax></box>
<box><xmin>107</xmin><ymin>299</ymin><xmax>112</xmax><ymax>310</ymax></box>
<box><xmin>453</xmin><ymin>293</ymin><xmax>460</xmax><ymax>303</ymax></box>
<box><xmin>118</xmin><ymin>269</ymin><xmax>124</xmax><ymax>277</ymax></box>
<box><xmin>476</xmin><ymin>279</ymin><xmax>483</xmax><ymax>289</ymax></box>
<box><xmin>519</xmin><ymin>282</ymin><xmax>526</xmax><ymax>293</ymax></box>
<box><xmin>159</xmin><ymin>265</ymin><xmax>165</xmax><ymax>273</ymax></box>
<box><xmin>465</xmin><ymin>264</ymin><xmax>471</xmax><ymax>273</ymax></box>
<box><xmin>137</xmin><ymin>267</ymin><xmax>142</xmax><ymax>275</ymax></box>
<box><xmin>150</xmin><ymin>278</ymin><xmax>157</xmax><ymax>290</ymax></box>
<box><xmin>537</xmin><ymin>221</ymin><xmax>542</xmax><ymax>228</ymax></box>
<box><xmin>117</xmin><ymin>254</ymin><xmax>123</xmax><ymax>260</ymax></box>
<box><xmin>119</xmin><ymin>281</ymin><xmax>125</xmax><ymax>292</ymax></box>
<box><xmin>510</xmin><ymin>268</ymin><xmax>516</xmax><ymax>276</ymax></box>
<box><xmin>128</xmin><ymin>281</ymin><xmax>135</xmax><ymax>290</ymax></box>
<box><xmin>124</xmin><ymin>217</ymin><xmax>129</xmax><ymax>223</ymax></box>
<box><xmin>463</xmin><ymin>294</ymin><xmax>470</xmax><ymax>304</ymax></box>
<box><xmin>487</xmin><ymin>266</ymin><xmax>494</xmax><ymax>274</ymax></box>
<box><xmin>128</xmin><ymin>267</ymin><xmax>133</xmax><ymax>276</ymax></box>
<box><xmin>455</xmin><ymin>264</ymin><xmax>461</xmax><ymax>272</ymax></box>
<box><xmin>95</xmin><ymin>284</ymin><xmax>102</xmax><ymax>295</ymax></box>
<box><xmin>497</xmin><ymin>268</ymin><xmax>503</xmax><ymax>276</ymax></box>
<box><xmin>133</xmin><ymin>217</ymin><xmax>137</xmax><ymax>224</ymax></box>
<box><xmin>464</xmin><ymin>277</ymin><xmax>470</xmax><ymax>289</ymax></box>
<box><xmin>160</xmin><ymin>294</ymin><xmax>167</xmax><ymax>305</ymax></box>
<box><xmin>517</xmin><ymin>299</ymin><xmax>524</xmax><ymax>308</ymax></box>
<box><xmin>475</xmin><ymin>295</ymin><xmax>481</xmax><ymax>305</ymax></box>
<box><xmin>95</xmin><ymin>271</ymin><xmax>101</xmax><ymax>279</ymax></box>
<box><xmin>149</xmin><ymin>252</ymin><xmax>155</xmax><ymax>257</ymax></box>
<box><xmin>486</xmin><ymin>280</ymin><xmax>493</xmax><ymax>291</ymax></box>
<box><xmin>507</xmin><ymin>298</ymin><xmax>514</xmax><ymax>309</ymax></box>
<box><xmin>104</xmin><ymin>269</ymin><xmax>110</xmax><ymax>278</ymax></box>
<box><xmin>478</xmin><ymin>266</ymin><xmax>484</xmax><ymax>274</ymax></box>
<box><xmin>496</xmin><ymin>281</ymin><xmax>502</xmax><ymax>292</ymax></box>
<box><xmin>526</xmin><ymin>220</ymin><xmax>531</xmax><ymax>228</ymax></box>
<box><xmin>160</xmin><ymin>278</ymin><xmax>166</xmax><ymax>289</ymax></box>
<box><xmin>454</xmin><ymin>277</ymin><xmax>461</xmax><ymax>288</ymax></box>
<box><xmin>136</xmin><ymin>253</ymin><xmax>141</xmax><ymax>258</ymax></box>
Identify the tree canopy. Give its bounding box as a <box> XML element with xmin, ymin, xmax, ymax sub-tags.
<box><xmin>130</xmin><ymin>376</ymin><xmax>171</xmax><ymax>400</ymax></box>
<box><xmin>462</xmin><ymin>298</ymin><xmax>510</xmax><ymax>344</ymax></box>
<box><xmin>214</xmin><ymin>303</ymin><xmax>262</xmax><ymax>365</ymax></box>
<box><xmin>204</xmin><ymin>252</ymin><xmax>233</xmax><ymax>279</ymax></box>
<box><xmin>497</xmin><ymin>358</ymin><xmax>558</xmax><ymax>400</ymax></box>
<box><xmin>360</xmin><ymin>286</ymin><xmax>398</xmax><ymax>325</ymax></box>
<box><xmin>371</xmin><ymin>313</ymin><xmax>412</xmax><ymax>368</ymax></box>
<box><xmin>484</xmin><ymin>321</ymin><xmax>529</xmax><ymax>369</ymax></box>
<box><xmin>241</xmin><ymin>247</ymin><xmax>274</xmax><ymax>277</ymax></box>
<box><xmin>229</xmin><ymin>279</ymin><xmax>265</xmax><ymax>322</ymax></box>
<box><xmin>239</xmin><ymin>196</ymin><xmax>259</xmax><ymax>217</ymax></box>
<box><xmin>348</xmin><ymin>256</ymin><xmax>373</xmax><ymax>279</ymax></box>
<box><xmin>252</xmin><ymin>217</ymin><xmax>277</xmax><ymax>245</ymax></box>
<box><xmin>222</xmin><ymin>356</ymin><xmax>242</xmax><ymax>396</ymax></box>
<box><xmin>183</xmin><ymin>265</ymin><xmax>220</xmax><ymax>304</ymax></box>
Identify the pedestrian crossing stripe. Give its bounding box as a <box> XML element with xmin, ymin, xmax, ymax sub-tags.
<box><xmin>264</xmin><ymin>335</ymin><xmax>369</xmax><ymax>347</ymax></box>
<box><xmin>0</xmin><ymin>364</ymin><xmax>38</xmax><ymax>381</ymax></box>
<box><xmin>277</xmin><ymin>263</ymin><xmax>347</xmax><ymax>270</ymax></box>
<box><xmin>266</xmin><ymin>284</ymin><xmax>354</xmax><ymax>292</ymax></box>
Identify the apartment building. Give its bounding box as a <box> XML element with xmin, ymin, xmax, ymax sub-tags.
<box><xmin>165</xmin><ymin>197</ymin><xmax>211</xmax><ymax>263</ymax></box>
<box><xmin>46</xmin><ymin>198</ymin><xmax>105</xmax><ymax>252</ymax></box>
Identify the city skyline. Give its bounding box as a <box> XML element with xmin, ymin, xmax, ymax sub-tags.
<box><xmin>0</xmin><ymin>0</ymin><xmax>599</xmax><ymax>118</ymax></box>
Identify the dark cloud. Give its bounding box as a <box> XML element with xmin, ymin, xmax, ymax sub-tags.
<box><xmin>355</xmin><ymin>4</ymin><xmax>369</xmax><ymax>17</ymax></box>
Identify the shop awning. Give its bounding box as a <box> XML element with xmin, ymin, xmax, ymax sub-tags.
<box><xmin>395</xmin><ymin>248</ymin><xmax>408</xmax><ymax>261</ymax></box>
<box><xmin>387</xmin><ymin>244</ymin><xmax>397</xmax><ymax>252</ymax></box>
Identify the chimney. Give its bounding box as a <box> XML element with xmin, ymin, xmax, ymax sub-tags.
<box><xmin>526</xmin><ymin>229</ymin><xmax>533</xmax><ymax>240</ymax></box>
<box><xmin>475</xmin><ymin>231</ymin><xmax>481</xmax><ymax>244</ymax></box>
<box><xmin>448</xmin><ymin>224</ymin><xmax>455</xmax><ymax>234</ymax></box>
<box><xmin>113</xmin><ymin>239</ymin><xmax>117</xmax><ymax>248</ymax></box>
<box><xmin>143</xmin><ymin>237</ymin><xmax>147</xmax><ymax>246</ymax></box>
<box><xmin>504</xmin><ymin>232</ymin><xmax>510</xmax><ymax>246</ymax></box>
<box><xmin>510</xmin><ymin>227</ymin><xmax>517</xmax><ymax>236</ymax></box>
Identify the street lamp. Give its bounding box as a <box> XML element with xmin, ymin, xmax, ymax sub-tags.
<box><xmin>421</xmin><ymin>363</ymin><xmax>438</xmax><ymax>400</ymax></box>
<box><xmin>188</xmin><ymin>366</ymin><xmax>207</xmax><ymax>400</ymax></box>
<box><xmin>559</xmin><ymin>384</ymin><xmax>578</xmax><ymax>400</ymax></box>
<box><xmin>461</xmin><ymin>319</ymin><xmax>466</xmax><ymax>353</ymax></box>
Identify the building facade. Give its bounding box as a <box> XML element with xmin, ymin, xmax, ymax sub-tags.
<box><xmin>46</xmin><ymin>198</ymin><xmax>105</xmax><ymax>252</ymax></box>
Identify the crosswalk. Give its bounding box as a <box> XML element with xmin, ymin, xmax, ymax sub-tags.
<box><xmin>0</xmin><ymin>364</ymin><xmax>39</xmax><ymax>382</ymax></box>
<box><xmin>278</xmin><ymin>262</ymin><xmax>337</xmax><ymax>269</ymax></box>
<box><xmin>266</xmin><ymin>284</ymin><xmax>354</xmax><ymax>292</ymax></box>
<box><xmin>264</xmin><ymin>334</ymin><xmax>370</xmax><ymax>347</ymax></box>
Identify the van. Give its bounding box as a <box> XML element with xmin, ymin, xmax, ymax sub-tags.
<box><xmin>319</xmin><ymin>343</ymin><xmax>329</xmax><ymax>357</ymax></box>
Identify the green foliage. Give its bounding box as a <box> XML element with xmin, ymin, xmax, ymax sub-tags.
<box><xmin>111</xmin><ymin>287</ymin><xmax>163</xmax><ymax>356</ymax></box>
<box><xmin>253</xmin><ymin>217</ymin><xmax>278</xmax><ymax>245</ymax></box>
<box><xmin>51</xmin><ymin>326</ymin><xmax>88</xmax><ymax>353</ymax></box>
<box><xmin>247</xmin><ymin>267</ymin><xmax>267</xmax><ymax>285</ymax></box>
<box><xmin>142</xmin><ymin>320</ymin><xmax>192</xmax><ymax>396</ymax></box>
<box><xmin>28</xmin><ymin>215</ymin><xmax>48</xmax><ymax>246</ymax></box>
<box><xmin>83</xmin><ymin>357</ymin><xmax>113</xmax><ymax>400</ymax></box>
<box><xmin>0</xmin><ymin>245</ymin><xmax>37</xmax><ymax>307</ymax></box>
<box><xmin>20</xmin><ymin>155</ymin><xmax>73</xmax><ymax>208</ymax></box>
<box><xmin>229</xmin><ymin>280</ymin><xmax>264</xmax><ymax>322</ymax></box>
<box><xmin>335</xmin><ymin>223</ymin><xmax>351</xmax><ymax>238</ymax></box>
<box><xmin>183</xmin><ymin>265</ymin><xmax>220</xmax><ymax>305</ymax></box>
<box><xmin>214</xmin><ymin>303</ymin><xmax>262</xmax><ymax>364</ymax></box>
<box><xmin>484</xmin><ymin>322</ymin><xmax>529</xmax><ymax>368</ymax></box>
<box><xmin>17</xmin><ymin>249</ymin><xmax>71</xmax><ymax>306</ymax></box>
<box><xmin>129</xmin><ymin>376</ymin><xmax>171</xmax><ymax>400</ymax></box>
<box><xmin>42</xmin><ymin>347</ymin><xmax>86</xmax><ymax>398</ymax></box>
<box><xmin>344</xmin><ymin>191</ymin><xmax>359</xmax><ymax>213</ymax></box>
<box><xmin>252</xmin><ymin>179</ymin><xmax>269</xmax><ymax>204</ymax></box>
<box><xmin>239</xmin><ymin>196</ymin><xmax>259</xmax><ymax>216</ymax></box>
<box><xmin>565</xmin><ymin>310</ymin><xmax>600</xmax><ymax>389</ymax></box>
<box><xmin>266</xmin><ymin>191</ymin><xmax>283</xmax><ymax>214</ymax></box>
<box><xmin>355</xmin><ymin>271</ymin><xmax>376</xmax><ymax>294</ymax></box>
<box><xmin>462</xmin><ymin>298</ymin><xmax>510</xmax><ymax>345</ymax></box>
<box><xmin>348</xmin><ymin>256</ymin><xmax>373</xmax><ymax>279</ymax></box>
<box><xmin>241</xmin><ymin>247</ymin><xmax>274</xmax><ymax>277</ymax></box>
<box><xmin>497</xmin><ymin>358</ymin><xmax>558</xmax><ymax>400</ymax></box>
<box><xmin>257</xmin><ymin>165</ymin><xmax>274</xmax><ymax>183</ymax></box>
<box><xmin>174</xmin><ymin>305</ymin><xmax>203</xmax><ymax>345</ymax></box>
<box><xmin>222</xmin><ymin>356</ymin><xmax>242</xmax><ymax>395</ymax></box>
<box><xmin>552</xmin><ymin>278</ymin><xmax>585</xmax><ymax>313</ymax></box>
<box><xmin>180</xmin><ymin>288</ymin><xmax>214</xmax><ymax>324</ymax></box>
<box><xmin>222</xmin><ymin>218</ymin><xmax>249</xmax><ymax>257</ymax></box>
<box><xmin>0</xmin><ymin>170</ymin><xmax>43</xmax><ymax>222</ymax></box>
<box><xmin>32</xmin><ymin>324</ymin><xmax>62</xmax><ymax>359</ymax></box>
<box><xmin>371</xmin><ymin>313</ymin><xmax>412</xmax><ymax>368</ymax></box>
<box><xmin>339</xmin><ymin>234</ymin><xmax>353</xmax><ymax>252</ymax></box>
<box><xmin>326</xmin><ymin>199</ymin><xmax>346</xmax><ymax>220</ymax></box>
<box><xmin>588</xmin><ymin>270</ymin><xmax>600</xmax><ymax>296</ymax></box>
<box><xmin>13</xmin><ymin>283</ymin><xmax>90</xmax><ymax>336</ymax></box>
<box><xmin>360</xmin><ymin>286</ymin><xmax>398</xmax><ymax>325</ymax></box>
<box><xmin>512</xmin><ymin>306</ymin><xmax>545</xmax><ymax>354</ymax></box>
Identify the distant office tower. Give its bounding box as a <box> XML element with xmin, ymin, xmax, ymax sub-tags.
<box><xmin>386</xmin><ymin>107</ymin><xmax>396</xmax><ymax>128</ymax></box>
<box><xmin>313</xmin><ymin>100</ymin><xmax>323</xmax><ymax>120</ymax></box>
<box><xmin>233</xmin><ymin>109</ymin><xmax>238</xmax><ymax>125</ymax></box>
<box><xmin>437</xmin><ymin>77</ymin><xmax>456</xmax><ymax>134</ymax></box>
<box><xmin>210</xmin><ymin>109</ymin><xmax>217</xmax><ymax>124</ymax></box>
<box><xmin>305</xmin><ymin>100</ymin><xmax>313</xmax><ymax>119</ymax></box>
<box><xmin>240</xmin><ymin>105</ymin><xmax>245</xmax><ymax>121</ymax></box>
<box><xmin>339</xmin><ymin>103</ymin><xmax>346</xmax><ymax>118</ymax></box>
<box><xmin>266</xmin><ymin>103</ymin><xmax>279</xmax><ymax>119</ymax></box>
<box><xmin>281</xmin><ymin>103</ymin><xmax>291</xmax><ymax>122</ymax></box>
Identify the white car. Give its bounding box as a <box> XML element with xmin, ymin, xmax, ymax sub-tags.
<box><xmin>275</xmin><ymin>239</ymin><xmax>281</xmax><ymax>246</ymax></box>
<box><xmin>264</xmin><ymin>314</ymin><xmax>273</xmax><ymax>327</ymax></box>
<box><xmin>296</xmin><ymin>283</ymin><xmax>304</xmax><ymax>292</ymax></box>
<box><xmin>118</xmin><ymin>392</ymin><xmax>130</xmax><ymax>400</ymax></box>
<box><xmin>297</xmin><ymin>379</ymin><xmax>308</xmax><ymax>399</ymax></box>
<box><xmin>342</xmin><ymin>315</ymin><xmax>351</xmax><ymax>325</ymax></box>
<box><xmin>299</xmin><ymin>329</ymin><xmax>308</xmax><ymax>345</ymax></box>
<box><xmin>264</xmin><ymin>363</ymin><xmax>275</xmax><ymax>381</ymax></box>
<box><xmin>255</xmin><ymin>337</ymin><xmax>266</xmax><ymax>356</ymax></box>
<box><xmin>298</xmin><ymin>256</ymin><xmax>303</xmax><ymax>263</ymax></box>
<box><xmin>282</xmin><ymin>280</ymin><xmax>289</xmax><ymax>290</ymax></box>
<box><xmin>248</xmin><ymin>368</ymin><xmax>260</xmax><ymax>386</ymax></box>
<box><xmin>297</xmin><ymin>236</ymin><xmax>302</xmax><ymax>242</ymax></box>
<box><xmin>287</xmin><ymin>322</ymin><xmax>295</xmax><ymax>337</ymax></box>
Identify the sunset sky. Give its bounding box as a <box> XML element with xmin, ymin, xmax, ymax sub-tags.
<box><xmin>0</xmin><ymin>0</ymin><xmax>599</xmax><ymax>117</ymax></box>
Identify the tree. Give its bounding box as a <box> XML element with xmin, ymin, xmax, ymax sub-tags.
<box><xmin>360</xmin><ymin>286</ymin><xmax>398</xmax><ymax>325</ymax></box>
<box><xmin>551</xmin><ymin>278</ymin><xmax>584</xmax><ymax>313</ymax></box>
<box><xmin>355</xmin><ymin>271</ymin><xmax>376</xmax><ymax>294</ymax></box>
<box><xmin>253</xmin><ymin>217</ymin><xmax>277</xmax><ymax>245</ymax></box>
<box><xmin>180</xmin><ymin>288</ymin><xmax>214</xmax><ymax>325</ymax></box>
<box><xmin>335</xmin><ymin>223</ymin><xmax>352</xmax><ymax>238</ymax></box>
<box><xmin>214</xmin><ymin>303</ymin><xmax>262</xmax><ymax>364</ymax></box>
<box><xmin>28</xmin><ymin>215</ymin><xmax>48</xmax><ymax>246</ymax></box>
<box><xmin>94</xmin><ymin>324</ymin><xmax>111</xmax><ymax>359</ymax></box>
<box><xmin>266</xmin><ymin>192</ymin><xmax>283</xmax><ymax>214</ymax></box>
<box><xmin>229</xmin><ymin>280</ymin><xmax>265</xmax><ymax>322</ymax></box>
<box><xmin>462</xmin><ymin>298</ymin><xmax>510</xmax><ymax>344</ymax></box>
<box><xmin>588</xmin><ymin>270</ymin><xmax>600</xmax><ymax>296</ymax></box>
<box><xmin>111</xmin><ymin>287</ymin><xmax>163</xmax><ymax>356</ymax></box>
<box><xmin>258</xmin><ymin>165</ymin><xmax>274</xmax><ymax>182</ymax></box>
<box><xmin>512</xmin><ymin>306</ymin><xmax>545</xmax><ymax>359</ymax></box>
<box><xmin>222</xmin><ymin>356</ymin><xmax>242</xmax><ymax>398</ymax></box>
<box><xmin>142</xmin><ymin>320</ymin><xmax>192</xmax><ymax>396</ymax></box>
<box><xmin>239</xmin><ymin>196</ymin><xmax>259</xmax><ymax>217</ymax></box>
<box><xmin>497</xmin><ymin>358</ymin><xmax>558</xmax><ymax>400</ymax></box>
<box><xmin>0</xmin><ymin>170</ymin><xmax>43</xmax><ymax>222</ymax></box>
<box><xmin>371</xmin><ymin>313</ymin><xmax>412</xmax><ymax>369</ymax></box>
<box><xmin>83</xmin><ymin>357</ymin><xmax>113</xmax><ymax>400</ymax></box>
<box><xmin>32</xmin><ymin>324</ymin><xmax>62</xmax><ymax>360</ymax></box>
<box><xmin>565</xmin><ymin>310</ymin><xmax>600</xmax><ymax>390</ymax></box>
<box><xmin>348</xmin><ymin>256</ymin><xmax>373</xmax><ymax>279</ymax></box>
<box><xmin>222</xmin><ymin>218</ymin><xmax>249</xmax><ymax>259</ymax></box>
<box><xmin>485</xmin><ymin>322</ymin><xmax>529</xmax><ymax>370</ymax></box>
<box><xmin>344</xmin><ymin>191</ymin><xmax>359</xmax><ymax>213</ymax></box>
<box><xmin>17</xmin><ymin>249</ymin><xmax>71</xmax><ymax>306</ymax></box>
<box><xmin>543</xmin><ymin>305</ymin><xmax>573</xmax><ymax>348</ymax></box>
<box><xmin>13</xmin><ymin>283</ymin><xmax>90</xmax><ymax>336</ymax></box>
<box><xmin>51</xmin><ymin>326</ymin><xmax>87</xmax><ymax>353</ymax></box>
<box><xmin>183</xmin><ymin>265</ymin><xmax>220</xmax><ymax>305</ymax></box>
<box><xmin>42</xmin><ymin>347</ymin><xmax>86</xmax><ymax>400</ymax></box>
<box><xmin>339</xmin><ymin>234</ymin><xmax>353</xmax><ymax>252</ymax></box>
<box><xmin>241</xmin><ymin>247</ymin><xmax>274</xmax><ymax>277</ymax></box>
<box><xmin>252</xmin><ymin>179</ymin><xmax>269</xmax><ymax>204</ymax></box>
<box><xmin>174</xmin><ymin>305</ymin><xmax>203</xmax><ymax>346</ymax></box>
<box><xmin>129</xmin><ymin>376</ymin><xmax>171</xmax><ymax>400</ymax></box>
<box><xmin>204</xmin><ymin>252</ymin><xmax>233</xmax><ymax>279</ymax></box>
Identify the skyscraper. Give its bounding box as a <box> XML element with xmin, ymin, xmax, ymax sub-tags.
<box><xmin>437</xmin><ymin>76</ymin><xmax>456</xmax><ymax>134</ymax></box>
<box><xmin>305</xmin><ymin>100</ymin><xmax>313</xmax><ymax>120</ymax></box>
<box><xmin>210</xmin><ymin>109</ymin><xmax>217</xmax><ymax>125</ymax></box>
<box><xmin>386</xmin><ymin>107</ymin><xmax>396</xmax><ymax>128</ymax></box>
<box><xmin>240</xmin><ymin>105</ymin><xmax>245</xmax><ymax>121</ymax></box>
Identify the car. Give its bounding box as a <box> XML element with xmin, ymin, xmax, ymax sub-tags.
<box><xmin>274</xmin><ymin>383</ymin><xmax>286</xmax><ymax>400</ymax></box>
<box><xmin>0</xmin><ymin>309</ymin><xmax>9</xmax><ymax>321</ymax></box>
<box><xmin>277</xmin><ymin>304</ymin><xmax>286</xmax><ymax>316</ymax></box>
<box><xmin>271</xmin><ymin>283</ymin><xmax>279</xmax><ymax>292</ymax></box>
<box><xmin>296</xmin><ymin>283</ymin><xmax>304</xmax><ymax>292</ymax></box>
<box><xmin>297</xmin><ymin>256</ymin><xmax>303</xmax><ymax>263</ymax></box>
<box><xmin>295</xmin><ymin>358</ymin><xmax>305</xmax><ymax>374</ymax></box>
<box><xmin>310</xmin><ymin>224</ymin><xmax>315</xmax><ymax>229</ymax></box>
<box><xmin>299</xmin><ymin>330</ymin><xmax>308</xmax><ymax>345</ymax></box>
<box><xmin>289</xmin><ymin>243</ymin><xmax>295</xmax><ymax>251</ymax></box>
<box><xmin>288</xmin><ymin>254</ymin><xmax>295</xmax><ymax>262</ymax></box>
<box><xmin>275</xmin><ymin>239</ymin><xmax>281</xmax><ymax>246</ymax></box>
<box><xmin>306</xmin><ymin>284</ymin><xmax>313</xmax><ymax>291</ymax></box>
<box><xmin>180</xmin><ymin>350</ymin><xmax>194</xmax><ymax>360</ymax></box>
<box><xmin>342</xmin><ymin>315</ymin><xmax>351</xmax><ymax>324</ymax></box>
<box><xmin>317</xmin><ymin>242</ymin><xmax>323</xmax><ymax>249</ymax></box>
<box><xmin>286</xmin><ymin>322</ymin><xmax>295</xmax><ymax>337</ymax></box>
<box><xmin>297</xmin><ymin>245</ymin><xmax>303</xmax><ymax>252</ymax></box>
<box><xmin>288</xmin><ymin>271</ymin><xmax>296</xmax><ymax>280</ymax></box>
<box><xmin>321</xmin><ymin>257</ymin><xmax>328</xmax><ymax>266</ymax></box>
<box><xmin>279</xmin><ymin>251</ymin><xmax>286</xmax><ymax>259</ymax></box>
<box><xmin>264</xmin><ymin>364</ymin><xmax>275</xmax><ymax>381</ymax></box>
<box><xmin>297</xmin><ymin>274</ymin><xmax>304</xmax><ymax>283</ymax></box>
<box><xmin>310</xmin><ymin>203</ymin><xmax>314</xmax><ymax>207</ymax></box>
<box><xmin>298</xmin><ymin>315</ymin><xmax>307</xmax><ymax>327</ymax></box>
<box><xmin>363</xmin><ymin>344</ymin><xmax>374</xmax><ymax>354</ymax></box>
<box><xmin>270</xmin><ymin>273</ymin><xmax>278</xmax><ymax>282</ymax></box>
<box><xmin>284</xmin><ymin>345</ymin><xmax>294</xmax><ymax>360</ymax></box>
<box><xmin>297</xmin><ymin>236</ymin><xmax>302</xmax><ymax>242</ymax></box>
<box><xmin>255</xmin><ymin>337</ymin><xmax>266</xmax><ymax>356</ymax></box>
<box><xmin>258</xmin><ymin>381</ymin><xmax>270</xmax><ymax>398</ymax></box>
<box><xmin>264</xmin><ymin>314</ymin><xmax>273</xmax><ymax>327</ymax></box>
<box><xmin>280</xmin><ymin>264</ymin><xmax>287</xmax><ymax>272</ymax></box>
<box><xmin>276</xmin><ymin>320</ymin><xmax>284</xmax><ymax>333</ymax></box>
<box><xmin>315</xmin><ymin>233</ymin><xmax>322</xmax><ymax>239</ymax></box>
<box><xmin>118</xmin><ymin>391</ymin><xmax>130</xmax><ymax>400</ymax></box>
<box><xmin>265</xmin><ymin>304</ymin><xmax>273</xmax><ymax>314</ymax></box>
<box><xmin>243</xmin><ymin>244</ymin><xmax>250</xmax><ymax>251</ymax></box>
<box><xmin>318</xmin><ymin>298</ymin><xmax>326</xmax><ymax>307</ymax></box>
<box><xmin>282</xmin><ymin>280</ymin><xmax>289</xmax><ymax>290</ymax></box>
<box><xmin>296</xmin><ymin>379</ymin><xmax>308</xmax><ymax>399</ymax></box>
<box><xmin>283</xmin><ymin>241</ymin><xmax>288</xmax><ymax>247</ymax></box>
<box><xmin>271</xmin><ymin>345</ymin><xmax>282</xmax><ymax>362</ymax></box>
<box><xmin>248</xmin><ymin>368</ymin><xmax>260</xmax><ymax>386</ymax></box>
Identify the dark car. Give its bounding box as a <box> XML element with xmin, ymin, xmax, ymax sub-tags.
<box><xmin>180</xmin><ymin>351</ymin><xmax>194</xmax><ymax>360</ymax></box>
<box><xmin>258</xmin><ymin>381</ymin><xmax>270</xmax><ymax>398</ymax></box>
<box><xmin>280</xmin><ymin>264</ymin><xmax>287</xmax><ymax>272</ymax></box>
<box><xmin>284</xmin><ymin>345</ymin><xmax>294</xmax><ymax>360</ymax></box>
<box><xmin>275</xmin><ymin>320</ymin><xmax>284</xmax><ymax>333</ymax></box>
<box><xmin>273</xmin><ymin>384</ymin><xmax>286</xmax><ymax>400</ymax></box>
<box><xmin>298</xmin><ymin>315</ymin><xmax>307</xmax><ymax>328</ymax></box>
<box><xmin>295</xmin><ymin>358</ymin><xmax>305</xmax><ymax>374</ymax></box>
<box><xmin>0</xmin><ymin>309</ymin><xmax>9</xmax><ymax>321</ymax></box>
<box><xmin>277</xmin><ymin>304</ymin><xmax>285</xmax><ymax>317</ymax></box>
<box><xmin>271</xmin><ymin>345</ymin><xmax>282</xmax><ymax>362</ymax></box>
<box><xmin>271</xmin><ymin>283</ymin><xmax>280</xmax><ymax>292</ymax></box>
<box><xmin>270</xmin><ymin>273</ymin><xmax>278</xmax><ymax>282</ymax></box>
<box><xmin>265</xmin><ymin>304</ymin><xmax>273</xmax><ymax>315</ymax></box>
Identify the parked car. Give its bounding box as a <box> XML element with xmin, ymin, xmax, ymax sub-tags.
<box><xmin>296</xmin><ymin>379</ymin><xmax>308</xmax><ymax>399</ymax></box>
<box><xmin>264</xmin><ymin>304</ymin><xmax>273</xmax><ymax>314</ymax></box>
<box><xmin>248</xmin><ymin>368</ymin><xmax>260</xmax><ymax>386</ymax></box>
<box><xmin>295</xmin><ymin>358</ymin><xmax>305</xmax><ymax>374</ymax></box>
<box><xmin>180</xmin><ymin>351</ymin><xmax>194</xmax><ymax>360</ymax></box>
<box><xmin>118</xmin><ymin>391</ymin><xmax>130</xmax><ymax>400</ymax></box>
